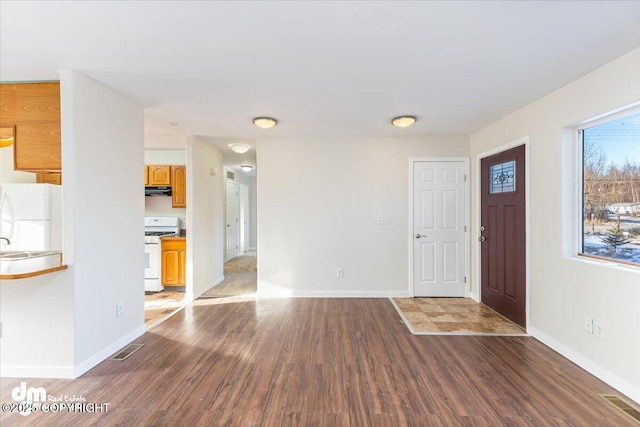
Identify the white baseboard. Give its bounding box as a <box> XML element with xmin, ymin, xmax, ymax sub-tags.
<box><xmin>468</xmin><ymin>292</ymin><xmax>480</xmax><ymax>302</ymax></box>
<box><xmin>73</xmin><ymin>325</ymin><xmax>146</xmax><ymax>378</ymax></box>
<box><xmin>256</xmin><ymin>290</ymin><xmax>412</xmax><ymax>298</ymax></box>
<box><xmin>1</xmin><ymin>365</ymin><xmax>76</xmax><ymax>379</ymax></box>
<box><xmin>1</xmin><ymin>325</ymin><xmax>147</xmax><ymax>379</ymax></box>
<box><xmin>530</xmin><ymin>327</ymin><xmax>640</xmax><ymax>405</ymax></box>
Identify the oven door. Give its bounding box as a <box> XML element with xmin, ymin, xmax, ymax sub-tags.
<box><xmin>144</xmin><ymin>242</ymin><xmax>163</xmax><ymax>291</ymax></box>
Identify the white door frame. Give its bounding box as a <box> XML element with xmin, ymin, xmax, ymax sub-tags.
<box><xmin>408</xmin><ymin>157</ymin><xmax>470</xmax><ymax>297</ymax></box>
<box><xmin>238</xmin><ymin>183</ymin><xmax>249</xmax><ymax>254</ymax></box>
<box><xmin>225</xmin><ymin>179</ymin><xmax>240</xmax><ymax>261</ymax></box>
<box><xmin>475</xmin><ymin>137</ymin><xmax>531</xmax><ymax>331</ymax></box>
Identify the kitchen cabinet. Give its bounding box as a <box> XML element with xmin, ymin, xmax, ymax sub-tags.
<box><xmin>171</xmin><ymin>165</ymin><xmax>186</xmax><ymax>208</ymax></box>
<box><xmin>147</xmin><ymin>165</ymin><xmax>171</xmax><ymax>186</ymax></box>
<box><xmin>161</xmin><ymin>237</ymin><xmax>186</xmax><ymax>286</ymax></box>
<box><xmin>144</xmin><ymin>165</ymin><xmax>149</xmax><ymax>186</ymax></box>
<box><xmin>36</xmin><ymin>172</ymin><xmax>62</xmax><ymax>185</ymax></box>
<box><xmin>0</xmin><ymin>82</ymin><xmax>62</xmax><ymax>172</ymax></box>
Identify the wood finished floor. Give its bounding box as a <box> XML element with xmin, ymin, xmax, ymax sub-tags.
<box><xmin>1</xmin><ymin>297</ymin><xmax>637</xmax><ymax>426</ymax></box>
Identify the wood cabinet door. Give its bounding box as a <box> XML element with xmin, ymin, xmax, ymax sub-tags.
<box><xmin>144</xmin><ymin>165</ymin><xmax>149</xmax><ymax>186</ymax></box>
<box><xmin>171</xmin><ymin>165</ymin><xmax>186</xmax><ymax>208</ymax></box>
<box><xmin>162</xmin><ymin>250</ymin><xmax>179</xmax><ymax>285</ymax></box>
<box><xmin>1</xmin><ymin>82</ymin><xmax>62</xmax><ymax>172</ymax></box>
<box><xmin>148</xmin><ymin>165</ymin><xmax>171</xmax><ymax>185</ymax></box>
<box><xmin>162</xmin><ymin>238</ymin><xmax>186</xmax><ymax>286</ymax></box>
<box><xmin>36</xmin><ymin>172</ymin><xmax>62</xmax><ymax>185</ymax></box>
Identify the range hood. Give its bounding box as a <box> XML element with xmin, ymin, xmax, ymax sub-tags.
<box><xmin>145</xmin><ymin>186</ymin><xmax>172</xmax><ymax>196</ymax></box>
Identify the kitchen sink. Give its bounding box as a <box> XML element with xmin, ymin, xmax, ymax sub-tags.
<box><xmin>0</xmin><ymin>251</ymin><xmax>60</xmax><ymax>259</ymax></box>
<box><xmin>0</xmin><ymin>250</ymin><xmax>63</xmax><ymax>275</ymax></box>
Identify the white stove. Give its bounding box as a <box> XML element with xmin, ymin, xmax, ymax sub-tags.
<box><xmin>144</xmin><ymin>216</ymin><xmax>180</xmax><ymax>292</ymax></box>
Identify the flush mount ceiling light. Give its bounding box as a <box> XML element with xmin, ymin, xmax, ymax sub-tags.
<box><xmin>391</xmin><ymin>115</ymin><xmax>417</xmax><ymax>128</ymax></box>
<box><xmin>240</xmin><ymin>165</ymin><xmax>253</xmax><ymax>172</ymax></box>
<box><xmin>253</xmin><ymin>117</ymin><xmax>278</xmax><ymax>129</ymax></box>
<box><xmin>229</xmin><ymin>143</ymin><xmax>251</xmax><ymax>154</ymax></box>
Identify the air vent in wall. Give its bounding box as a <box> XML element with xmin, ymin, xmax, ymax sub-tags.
<box><xmin>227</xmin><ymin>171</ymin><xmax>235</xmax><ymax>180</ymax></box>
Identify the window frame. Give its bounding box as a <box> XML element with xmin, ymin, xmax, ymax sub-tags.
<box><xmin>576</xmin><ymin>107</ymin><xmax>640</xmax><ymax>269</ymax></box>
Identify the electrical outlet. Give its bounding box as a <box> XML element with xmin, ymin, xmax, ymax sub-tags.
<box><xmin>336</xmin><ymin>268</ymin><xmax>344</xmax><ymax>278</ymax></box>
<box><xmin>584</xmin><ymin>317</ymin><xmax>593</xmax><ymax>334</ymax></box>
<box><xmin>116</xmin><ymin>303</ymin><xmax>124</xmax><ymax>318</ymax></box>
<box><xmin>594</xmin><ymin>321</ymin><xmax>605</xmax><ymax>339</ymax></box>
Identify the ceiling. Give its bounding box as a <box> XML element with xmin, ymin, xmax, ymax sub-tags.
<box><xmin>2</xmin><ymin>1</ymin><xmax>640</xmax><ymax>164</ymax></box>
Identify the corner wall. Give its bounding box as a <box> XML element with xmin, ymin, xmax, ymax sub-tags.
<box><xmin>186</xmin><ymin>137</ymin><xmax>225</xmax><ymax>300</ymax></box>
<box><xmin>257</xmin><ymin>135</ymin><xmax>469</xmax><ymax>296</ymax></box>
<box><xmin>469</xmin><ymin>47</ymin><xmax>640</xmax><ymax>402</ymax></box>
<box><xmin>61</xmin><ymin>70</ymin><xmax>146</xmax><ymax>375</ymax></box>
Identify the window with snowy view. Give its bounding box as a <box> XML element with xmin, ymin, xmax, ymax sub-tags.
<box><xmin>581</xmin><ymin>111</ymin><xmax>640</xmax><ymax>266</ymax></box>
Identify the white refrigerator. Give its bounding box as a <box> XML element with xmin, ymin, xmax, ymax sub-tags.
<box><xmin>0</xmin><ymin>183</ymin><xmax>62</xmax><ymax>251</ymax></box>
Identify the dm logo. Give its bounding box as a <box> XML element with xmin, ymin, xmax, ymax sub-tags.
<box><xmin>11</xmin><ymin>382</ymin><xmax>46</xmax><ymax>416</ymax></box>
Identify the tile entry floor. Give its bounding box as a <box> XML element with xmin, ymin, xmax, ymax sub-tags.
<box><xmin>392</xmin><ymin>297</ymin><xmax>527</xmax><ymax>335</ymax></box>
<box><xmin>144</xmin><ymin>290</ymin><xmax>185</xmax><ymax>329</ymax></box>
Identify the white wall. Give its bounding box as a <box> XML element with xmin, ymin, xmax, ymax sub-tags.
<box><xmin>0</xmin><ymin>271</ymin><xmax>75</xmax><ymax>377</ymax></box>
<box><xmin>469</xmin><ymin>47</ymin><xmax>640</xmax><ymax>402</ymax></box>
<box><xmin>186</xmin><ymin>136</ymin><xmax>225</xmax><ymax>300</ymax></box>
<box><xmin>257</xmin><ymin>135</ymin><xmax>469</xmax><ymax>297</ymax></box>
<box><xmin>144</xmin><ymin>149</ymin><xmax>187</xmax><ymax>228</ymax></box>
<box><xmin>0</xmin><ymin>143</ymin><xmax>36</xmax><ymax>183</ymax></box>
<box><xmin>61</xmin><ymin>70</ymin><xmax>145</xmax><ymax>374</ymax></box>
<box><xmin>145</xmin><ymin>149</ymin><xmax>186</xmax><ymax>165</ymax></box>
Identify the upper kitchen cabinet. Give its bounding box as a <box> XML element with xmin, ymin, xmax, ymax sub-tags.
<box><xmin>171</xmin><ymin>166</ymin><xmax>186</xmax><ymax>208</ymax></box>
<box><xmin>0</xmin><ymin>82</ymin><xmax>62</xmax><ymax>172</ymax></box>
<box><xmin>147</xmin><ymin>165</ymin><xmax>171</xmax><ymax>185</ymax></box>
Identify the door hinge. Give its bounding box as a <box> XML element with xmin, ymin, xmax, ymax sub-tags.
<box><xmin>464</xmin><ymin>225</ymin><xmax>467</xmax><ymax>232</ymax></box>
<box><xmin>464</xmin><ymin>276</ymin><xmax>467</xmax><ymax>283</ymax></box>
<box><xmin>464</xmin><ymin>174</ymin><xmax>467</xmax><ymax>182</ymax></box>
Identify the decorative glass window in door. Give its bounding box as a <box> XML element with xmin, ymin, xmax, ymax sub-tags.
<box><xmin>489</xmin><ymin>160</ymin><xmax>516</xmax><ymax>193</ymax></box>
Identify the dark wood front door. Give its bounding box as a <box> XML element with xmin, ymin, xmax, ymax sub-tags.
<box><xmin>480</xmin><ymin>145</ymin><xmax>526</xmax><ymax>327</ymax></box>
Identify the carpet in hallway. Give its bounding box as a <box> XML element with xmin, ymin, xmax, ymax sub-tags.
<box><xmin>201</xmin><ymin>252</ymin><xmax>257</xmax><ymax>297</ymax></box>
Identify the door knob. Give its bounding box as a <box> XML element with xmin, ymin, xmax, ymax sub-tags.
<box><xmin>415</xmin><ymin>234</ymin><xmax>426</xmax><ymax>239</ymax></box>
<box><xmin>478</xmin><ymin>236</ymin><xmax>486</xmax><ymax>242</ymax></box>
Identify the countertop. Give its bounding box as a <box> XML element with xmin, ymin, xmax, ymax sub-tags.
<box><xmin>0</xmin><ymin>252</ymin><xmax>67</xmax><ymax>280</ymax></box>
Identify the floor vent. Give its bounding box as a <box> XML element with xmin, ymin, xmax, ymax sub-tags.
<box><xmin>600</xmin><ymin>394</ymin><xmax>640</xmax><ymax>424</ymax></box>
<box><xmin>111</xmin><ymin>344</ymin><xmax>144</xmax><ymax>361</ymax></box>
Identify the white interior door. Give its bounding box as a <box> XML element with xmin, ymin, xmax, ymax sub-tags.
<box><xmin>238</xmin><ymin>183</ymin><xmax>249</xmax><ymax>254</ymax></box>
<box><xmin>413</xmin><ymin>161</ymin><xmax>466</xmax><ymax>297</ymax></box>
<box><xmin>225</xmin><ymin>181</ymin><xmax>240</xmax><ymax>261</ymax></box>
